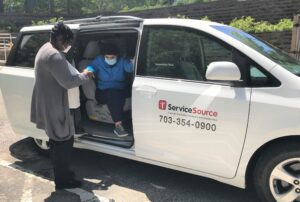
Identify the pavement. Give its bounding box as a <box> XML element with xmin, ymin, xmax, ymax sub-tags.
<box><xmin>0</xmin><ymin>90</ymin><xmax>260</xmax><ymax>202</ymax></box>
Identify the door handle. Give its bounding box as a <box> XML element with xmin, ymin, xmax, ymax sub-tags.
<box><xmin>135</xmin><ymin>85</ymin><xmax>157</xmax><ymax>98</ymax></box>
<box><xmin>136</xmin><ymin>85</ymin><xmax>157</xmax><ymax>93</ymax></box>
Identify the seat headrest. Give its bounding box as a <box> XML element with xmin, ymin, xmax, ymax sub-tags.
<box><xmin>83</xmin><ymin>41</ymin><xmax>100</xmax><ymax>59</ymax></box>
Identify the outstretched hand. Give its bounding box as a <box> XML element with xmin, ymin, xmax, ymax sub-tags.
<box><xmin>130</xmin><ymin>57</ymin><xmax>135</xmax><ymax>64</ymax></box>
<box><xmin>82</xmin><ymin>69</ymin><xmax>94</xmax><ymax>79</ymax></box>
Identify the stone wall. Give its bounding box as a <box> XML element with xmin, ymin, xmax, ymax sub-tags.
<box><xmin>254</xmin><ymin>31</ymin><xmax>292</xmax><ymax>53</ymax></box>
<box><xmin>0</xmin><ymin>0</ymin><xmax>297</xmax><ymax>53</ymax></box>
<box><xmin>125</xmin><ymin>0</ymin><xmax>300</xmax><ymax>24</ymax></box>
<box><xmin>1</xmin><ymin>0</ymin><xmax>299</xmax><ymax>26</ymax></box>
<box><xmin>0</xmin><ymin>14</ymin><xmax>93</xmax><ymax>28</ymax></box>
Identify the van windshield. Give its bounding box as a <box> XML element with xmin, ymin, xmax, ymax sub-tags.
<box><xmin>211</xmin><ymin>25</ymin><xmax>300</xmax><ymax>76</ymax></box>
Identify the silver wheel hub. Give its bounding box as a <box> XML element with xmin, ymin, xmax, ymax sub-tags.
<box><xmin>270</xmin><ymin>158</ymin><xmax>300</xmax><ymax>202</ymax></box>
<box><xmin>33</xmin><ymin>139</ymin><xmax>50</xmax><ymax>150</ymax></box>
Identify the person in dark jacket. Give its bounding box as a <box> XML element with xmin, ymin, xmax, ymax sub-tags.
<box><xmin>86</xmin><ymin>43</ymin><xmax>133</xmax><ymax>137</ymax></box>
<box><xmin>30</xmin><ymin>22</ymin><xmax>93</xmax><ymax>190</ymax></box>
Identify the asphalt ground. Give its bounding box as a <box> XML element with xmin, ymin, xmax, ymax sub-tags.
<box><xmin>0</xmin><ymin>91</ymin><xmax>260</xmax><ymax>202</ymax></box>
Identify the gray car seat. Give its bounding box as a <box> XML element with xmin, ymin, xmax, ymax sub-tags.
<box><xmin>180</xmin><ymin>61</ymin><xmax>203</xmax><ymax>81</ymax></box>
<box><xmin>78</xmin><ymin>41</ymin><xmax>131</xmax><ymax>124</ymax></box>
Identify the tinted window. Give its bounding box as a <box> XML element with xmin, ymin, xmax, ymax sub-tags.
<box><xmin>14</xmin><ymin>32</ymin><xmax>49</xmax><ymax>68</ymax></box>
<box><xmin>138</xmin><ymin>26</ymin><xmax>280</xmax><ymax>87</ymax></box>
<box><xmin>138</xmin><ymin>27</ymin><xmax>204</xmax><ymax>81</ymax></box>
<box><xmin>201</xmin><ymin>37</ymin><xmax>232</xmax><ymax>67</ymax></box>
<box><xmin>138</xmin><ymin>26</ymin><xmax>232</xmax><ymax>82</ymax></box>
<box><xmin>249</xmin><ymin>63</ymin><xmax>280</xmax><ymax>87</ymax></box>
<box><xmin>212</xmin><ymin>25</ymin><xmax>300</xmax><ymax>76</ymax></box>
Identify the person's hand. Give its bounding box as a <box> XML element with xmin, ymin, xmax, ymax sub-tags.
<box><xmin>130</xmin><ymin>57</ymin><xmax>135</xmax><ymax>64</ymax></box>
<box><xmin>82</xmin><ymin>69</ymin><xmax>94</xmax><ymax>79</ymax></box>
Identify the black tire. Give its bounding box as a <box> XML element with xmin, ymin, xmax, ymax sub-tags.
<box><xmin>32</xmin><ymin>138</ymin><xmax>50</xmax><ymax>156</ymax></box>
<box><xmin>253</xmin><ymin>142</ymin><xmax>300</xmax><ymax>202</ymax></box>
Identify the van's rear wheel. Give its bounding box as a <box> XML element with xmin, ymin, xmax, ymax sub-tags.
<box><xmin>253</xmin><ymin>143</ymin><xmax>300</xmax><ymax>202</ymax></box>
<box><xmin>33</xmin><ymin>138</ymin><xmax>50</xmax><ymax>155</ymax></box>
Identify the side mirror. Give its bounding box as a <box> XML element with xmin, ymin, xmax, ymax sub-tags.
<box><xmin>206</xmin><ymin>62</ymin><xmax>241</xmax><ymax>81</ymax></box>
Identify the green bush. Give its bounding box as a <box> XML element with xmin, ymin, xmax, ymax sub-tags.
<box><xmin>32</xmin><ymin>17</ymin><xmax>64</xmax><ymax>26</ymax></box>
<box><xmin>0</xmin><ymin>20</ymin><xmax>18</xmax><ymax>32</ymax></box>
<box><xmin>174</xmin><ymin>14</ymin><xmax>189</xmax><ymax>19</ymax></box>
<box><xmin>174</xmin><ymin>0</ymin><xmax>214</xmax><ymax>6</ymax></box>
<box><xmin>200</xmin><ymin>16</ymin><xmax>211</xmax><ymax>21</ymax></box>
<box><xmin>275</xmin><ymin>18</ymin><xmax>294</xmax><ymax>31</ymax></box>
<box><xmin>229</xmin><ymin>16</ymin><xmax>293</xmax><ymax>33</ymax></box>
<box><xmin>120</xmin><ymin>4</ymin><xmax>167</xmax><ymax>12</ymax></box>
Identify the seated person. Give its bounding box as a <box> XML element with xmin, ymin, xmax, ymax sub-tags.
<box><xmin>85</xmin><ymin>43</ymin><xmax>133</xmax><ymax>137</ymax></box>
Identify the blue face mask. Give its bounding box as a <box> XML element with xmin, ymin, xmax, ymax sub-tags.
<box><xmin>105</xmin><ymin>57</ymin><xmax>117</xmax><ymax>66</ymax></box>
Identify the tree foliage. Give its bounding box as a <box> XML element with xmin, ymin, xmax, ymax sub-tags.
<box><xmin>174</xmin><ymin>0</ymin><xmax>214</xmax><ymax>6</ymax></box>
<box><xmin>32</xmin><ymin>17</ymin><xmax>63</xmax><ymax>26</ymax></box>
<box><xmin>0</xmin><ymin>0</ymin><xmax>4</xmax><ymax>13</ymax></box>
<box><xmin>229</xmin><ymin>16</ymin><xmax>293</xmax><ymax>33</ymax></box>
<box><xmin>3</xmin><ymin>0</ymin><xmax>214</xmax><ymax>14</ymax></box>
<box><xmin>1</xmin><ymin>0</ymin><xmax>294</xmax><ymax>34</ymax></box>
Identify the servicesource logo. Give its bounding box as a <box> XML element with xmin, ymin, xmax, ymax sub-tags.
<box><xmin>158</xmin><ymin>100</ymin><xmax>218</xmax><ymax>117</ymax></box>
<box><xmin>159</xmin><ymin>100</ymin><xmax>167</xmax><ymax>110</ymax></box>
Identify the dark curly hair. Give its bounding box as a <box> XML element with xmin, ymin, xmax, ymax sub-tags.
<box><xmin>102</xmin><ymin>43</ymin><xmax>119</xmax><ymax>55</ymax></box>
<box><xmin>50</xmin><ymin>21</ymin><xmax>73</xmax><ymax>45</ymax></box>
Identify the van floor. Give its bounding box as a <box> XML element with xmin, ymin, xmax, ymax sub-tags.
<box><xmin>79</xmin><ymin>119</ymin><xmax>134</xmax><ymax>148</ymax></box>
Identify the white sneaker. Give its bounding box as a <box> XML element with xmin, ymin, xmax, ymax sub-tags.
<box><xmin>114</xmin><ymin>124</ymin><xmax>129</xmax><ymax>137</ymax></box>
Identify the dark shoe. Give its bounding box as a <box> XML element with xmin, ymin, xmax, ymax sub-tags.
<box><xmin>75</xmin><ymin>127</ymin><xmax>85</xmax><ymax>134</ymax></box>
<box><xmin>114</xmin><ymin>124</ymin><xmax>128</xmax><ymax>137</ymax></box>
<box><xmin>70</xmin><ymin>171</ymin><xmax>75</xmax><ymax>179</ymax></box>
<box><xmin>55</xmin><ymin>179</ymin><xmax>82</xmax><ymax>190</ymax></box>
<box><xmin>74</xmin><ymin>128</ymin><xmax>88</xmax><ymax>138</ymax></box>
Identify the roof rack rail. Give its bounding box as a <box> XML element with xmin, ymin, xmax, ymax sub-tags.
<box><xmin>64</xmin><ymin>15</ymin><xmax>143</xmax><ymax>24</ymax></box>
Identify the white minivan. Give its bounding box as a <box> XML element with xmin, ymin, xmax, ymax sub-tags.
<box><xmin>1</xmin><ymin>16</ymin><xmax>300</xmax><ymax>202</ymax></box>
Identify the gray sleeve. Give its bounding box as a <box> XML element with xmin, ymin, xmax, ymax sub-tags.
<box><xmin>48</xmin><ymin>53</ymin><xmax>88</xmax><ymax>89</ymax></box>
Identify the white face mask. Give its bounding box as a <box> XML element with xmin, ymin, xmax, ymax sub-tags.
<box><xmin>63</xmin><ymin>45</ymin><xmax>71</xmax><ymax>53</ymax></box>
<box><xmin>105</xmin><ymin>57</ymin><xmax>117</xmax><ymax>66</ymax></box>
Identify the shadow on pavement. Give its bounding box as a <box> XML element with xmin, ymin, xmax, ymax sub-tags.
<box><xmin>9</xmin><ymin>137</ymin><xmax>259</xmax><ymax>202</ymax></box>
<box><xmin>44</xmin><ymin>190</ymin><xmax>81</xmax><ymax>202</ymax></box>
<box><xmin>8</xmin><ymin>138</ymin><xmax>107</xmax><ymax>202</ymax></box>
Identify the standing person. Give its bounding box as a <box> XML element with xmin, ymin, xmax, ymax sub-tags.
<box><xmin>30</xmin><ymin>22</ymin><xmax>93</xmax><ymax>190</ymax></box>
<box><xmin>85</xmin><ymin>43</ymin><xmax>134</xmax><ymax>137</ymax></box>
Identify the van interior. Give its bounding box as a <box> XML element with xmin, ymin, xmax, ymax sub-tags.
<box><xmin>70</xmin><ymin>30</ymin><xmax>139</xmax><ymax>148</ymax></box>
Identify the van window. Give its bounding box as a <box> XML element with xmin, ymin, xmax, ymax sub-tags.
<box><xmin>201</xmin><ymin>37</ymin><xmax>232</xmax><ymax>67</ymax></box>
<box><xmin>138</xmin><ymin>26</ymin><xmax>280</xmax><ymax>87</ymax></box>
<box><xmin>137</xmin><ymin>26</ymin><xmax>232</xmax><ymax>82</ymax></box>
<box><xmin>212</xmin><ymin>25</ymin><xmax>300</xmax><ymax>76</ymax></box>
<box><xmin>13</xmin><ymin>32</ymin><xmax>49</xmax><ymax>68</ymax></box>
<box><xmin>249</xmin><ymin>63</ymin><xmax>280</xmax><ymax>87</ymax></box>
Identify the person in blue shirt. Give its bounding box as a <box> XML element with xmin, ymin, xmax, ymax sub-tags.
<box><xmin>86</xmin><ymin>43</ymin><xmax>133</xmax><ymax>137</ymax></box>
